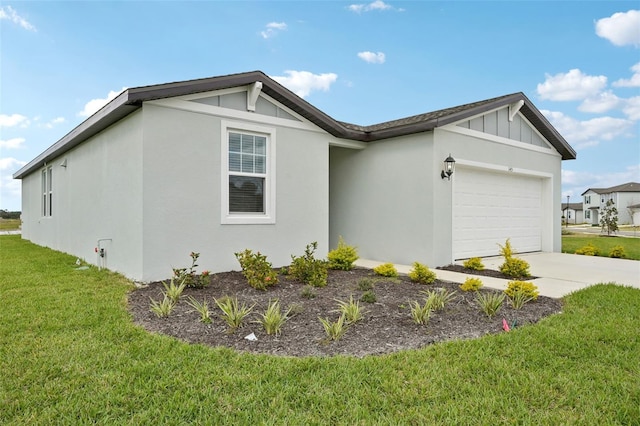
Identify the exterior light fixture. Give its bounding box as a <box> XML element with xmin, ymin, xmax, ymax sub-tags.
<box><xmin>441</xmin><ymin>154</ymin><xmax>455</xmax><ymax>180</ymax></box>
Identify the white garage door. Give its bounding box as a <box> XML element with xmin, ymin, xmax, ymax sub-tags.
<box><xmin>453</xmin><ymin>167</ymin><xmax>542</xmax><ymax>260</ymax></box>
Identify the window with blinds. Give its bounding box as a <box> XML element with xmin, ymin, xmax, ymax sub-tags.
<box><xmin>221</xmin><ymin>121</ymin><xmax>275</xmax><ymax>224</ymax></box>
<box><xmin>228</xmin><ymin>132</ymin><xmax>267</xmax><ymax>214</ymax></box>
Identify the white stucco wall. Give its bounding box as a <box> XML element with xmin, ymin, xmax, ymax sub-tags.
<box><xmin>330</xmin><ymin>133</ymin><xmax>435</xmax><ymax>266</ymax></box>
<box><xmin>435</xmin><ymin>127</ymin><xmax>562</xmax><ymax>261</ymax></box>
<box><xmin>617</xmin><ymin>192</ymin><xmax>640</xmax><ymax>225</ymax></box>
<box><xmin>20</xmin><ymin>111</ymin><xmax>144</xmax><ymax>278</ymax></box>
<box><xmin>329</xmin><ymin>122</ymin><xmax>563</xmax><ymax>268</ymax></box>
<box><xmin>140</xmin><ymin>103</ymin><xmax>330</xmax><ymax>281</ymax></box>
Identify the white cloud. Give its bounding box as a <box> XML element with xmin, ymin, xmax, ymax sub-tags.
<box><xmin>348</xmin><ymin>1</ymin><xmax>395</xmax><ymax>13</ymax></box>
<box><xmin>542</xmin><ymin>110</ymin><xmax>634</xmax><ymax>149</ymax></box>
<box><xmin>271</xmin><ymin>70</ymin><xmax>338</xmax><ymax>98</ymax></box>
<box><xmin>0</xmin><ymin>157</ymin><xmax>26</xmax><ymax>209</ymax></box>
<box><xmin>0</xmin><ymin>114</ymin><xmax>29</xmax><ymax>128</ymax></box>
<box><xmin>537</xmin><ymin>69</ymin><xmax>607</xmax><ymax>101</ymax></box>
<box><xmin>261</xmin><ymin>22</ymin><xmax>287</xmax><ymax>39</ymax></box>
<box><xmin>357</xmin><ymin>51</ymin><xmax>386</xmax><ymax>64</ymax></box>
<box><xmin>595</xmin><ymin>9</ymin><xmax>640</xmax><ymax>47</ymax></box>
<box><xmin>0</xmin><ymin>157</ymin><xmax>26</xmax><ymax>171</ymax></box>
<box><xmin>578</xmin><ymin>91</ymin><xmax>622</xmax><ymax>114</ymax></box>
<box><xmin>78</xmin><ymin>88</ymin><xmax>126</xmax><ymax>117</ymax></box>
<box><xmin>0</xmin><ymin>5</ymin><xmax>36</xmax><ymax>31</ymax></box>
<box><xmin>0</xmin><ymin>138</ymin><xmax>26</xmax><ymax>149</ymax></box>
<box><xmin>40</xmin><ymin>116</ymin><xmax>66</xmax><ymax>129</ymax></box>
<box><xmin>562</xmin><ymin>165</ymin><xmax>640</xmax><ymax>193</ymax></box>
<box><xmin>622</xmin><ymin>96</ymin><xmax>640</xmax><ymax>121</ymax></box>
<box><xmin>613</xmin><ymin>62</ymin><xmax>640</xmax><ymax>87</ymax></box>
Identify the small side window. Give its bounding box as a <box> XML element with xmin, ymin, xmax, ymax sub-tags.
<box><xmin>42</xmin><ymin>166</ymin><xmax>53</xmax><ymax>217</ymax></box>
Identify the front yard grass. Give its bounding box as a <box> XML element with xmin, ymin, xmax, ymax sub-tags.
<box><xmin>1</xmin><ymin>235</ymin><xmax>639</xmax><ymax>424</ymax></box>
<box><xmin>562</xmin><ymin>234</ymin><xmax>640</xmax><ymax>260</ymax></box>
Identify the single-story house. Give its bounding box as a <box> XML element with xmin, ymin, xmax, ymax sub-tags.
<box><xmin>561</xmin><ymin>202</ymin><xmax>584</xmax><ymax>224</ymax></box>
<box><xmin>13</xmin><ymin>71</ymin><xmax>576</xmax><ymax>282</ymax></box>
<box><xmin>582</xmin><ymin>182</ymin><xmax>640</xmax><ymax>226</ymax></box>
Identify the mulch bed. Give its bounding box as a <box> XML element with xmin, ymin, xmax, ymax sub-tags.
<box><xmin>128</xmin><ymin>268</ymin><xmax>562</xmax><ymax>358</ymax></box>
<box><xmin>437</xmin><ymin>264</ymin><xmax>538</xmax><ymax>280</ymax></box>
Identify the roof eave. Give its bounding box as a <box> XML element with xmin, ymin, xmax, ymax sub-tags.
<box><xmin>13</xmin><ymin>91</ymin><xmax>137</xmax><ymax>179</ymax></box>
<box><xmin>517</xmin><ymin>94</ymin><xmax>576</xmax><ymax>161</ymax></box>
<box><xmin>13</xmin><ymin>74</ymin><xmax>578</xmax><ymax>179</ymax></box>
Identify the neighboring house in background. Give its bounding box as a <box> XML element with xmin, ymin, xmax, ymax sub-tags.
<box><xmin>630</xmin><ymin>203</ymin><xmax>640</xmax><ymax>226</ymax></box>
<box><xmin>13</xmin><ymin>71</ymin><xmax>576</xmax><ymax>282</ymax></box>
<box><xmin>561</xmin><ymin>202</ymin><xmax>584</xmax><ymax>224</ymax></box>
<box><xmin>582</xmin><ymin>182</ymin><xmax>640</xmax><ymax>226</ymax></box>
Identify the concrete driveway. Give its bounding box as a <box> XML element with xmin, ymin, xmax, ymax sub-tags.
<box><xmin>478</xmin><ymin>252</ymin><xmax>640</xmax><ymax>298</ymax></box>
<box><xmin>357</xmin><ymin>252</ymin><xmax>640</xmax><ymax>299</ymax></box>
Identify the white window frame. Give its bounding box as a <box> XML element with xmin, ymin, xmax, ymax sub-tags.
<box><xmin>42</xmin><ymin>165</ymin><xmax>53</xmax><ymax>217</ymax></box>
<box><xmin>221</xmin><ymin>120</ymin><xmax>276</xmax><ymax>224</ymax></box>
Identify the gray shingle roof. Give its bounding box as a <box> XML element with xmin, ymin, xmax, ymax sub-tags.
<box><xmin>581</xmin><ymin>182</ymin><xmax>640</xmax><ymax>195</ymax></box>
<box><xmin>14</xmin><ymin>71</ymin><xmax>576</xmax><ymax>179</ymax></box>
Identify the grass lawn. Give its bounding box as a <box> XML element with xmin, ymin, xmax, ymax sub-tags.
<box><xmin>562</xmin><ymin>234</ymin><xmax>640</xmax><ymax>260</ymax></box>
<box><xmin>1</xmin><ymin>235</ymin><xmax>639</xmax><ymax>425</ymax></box>
<box><xmin>0</xmin><ymin>219</ymin><xmax>20</xmax><ymax>230</ymax></box>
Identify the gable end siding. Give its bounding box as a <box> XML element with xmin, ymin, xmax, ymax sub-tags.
<box><xmin>457</xmin><ymin>110</ymin><xmax>548</xmax><ymax>148</ymax></box>
<box><xmin>191</xmin><ymin>93</ymin><xmax>299</xmax><ymax>122</ymax></box>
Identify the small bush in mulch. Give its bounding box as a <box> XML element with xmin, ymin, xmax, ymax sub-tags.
<box><xmin>437</xmin><ymin>264</ymin><xmax>538</xmax><ymax>280</ymax></box>
<box><xmin>128</xmin><ymin>267</ymin><xmax>560</xmax><ymax>358</ymax></box>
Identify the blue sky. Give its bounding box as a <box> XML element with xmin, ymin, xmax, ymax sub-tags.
<box><xmin>1</xmin><ymin>1</ymin><xmax>638</xmax><ymax>211</ymax></box>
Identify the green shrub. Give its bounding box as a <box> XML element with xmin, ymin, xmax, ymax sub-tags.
<box><xmin>497</xmin><ymin>238</ymin><xmax>514</xmax><ymax>258</ymax></box>
<box><xmin>162</xmin><ymin>276</ymin><xmax>187</xmax><ymax>303</ymax></box>
<box><xmin>300</xmin><ymin>285</ymin><xmax>317</xmax><ymax>299</ymax></box>
<box><xmin>463</xmin><ymin>257</ymin><xmax>485</xmax><ymax>271</ymax></box>
<box><xmin>373</xmin><ymin>263</ymin><xmax>398</xmax><ymax>278</ymax></box>
<box><xmin>256</xmin><ymin>299</ymin><xmax>291</xmax><ymax>336</ymax></box>
<box><xmin>334</xmin><ymin>295</ymin><xmax>366</xmax><ymax>324</ymax></box>
<box><xmin>186</xmin><ymin>297</ymin><xmax>212</xmax><ymax>324</ymax></box>
<box><xmin>575</xmin><ymin>243</ymin><xmax>599</xmax><ymax>256</ymax></box>
<box><xmin>235</xmin><ymin>249</ymin><xmax>279</xmax><ymax>290</ymax></box>
<box><xmin>410</xmin><ymin>300</ymin><xmax>432</xmax><ymax>325</ymax></box>
<box><xmin>214</xmin><ymin>296</ymin><xmax>254</xmax><ymax>331</ymax></box>
<box><xmin>508</xmin><ymin>290</ymin><xmax>533</xmax><ymax>310</ymax></box>
<box><xmin>319</xmin><ymin>315</ymin><xmax>347</xmax><ymax>341</ymax></box>
<box><xmin>357</xmin><ymin>277</ymin><xmax>375</xmax><ymax>291</ymax></box>
<box><xmin>327</xmin><ymin>236</ymin><xmax>359</xmax><ymax>270</ymax></box>
<box><xmin>609</xmin><ymin>245</ymin><xmax>626</xmax><ymax>259</ymax></box>
<box><xmin>423</xmin><ymin>288</ymin><xmax>457</xmax><ymax>311</ymax></box>
<box><xmin>408</xmin><ymin>262</ymin><xmax>437</xmax><ymax>284</ymax></box>
<box><xmin>497</xmin><ymin>238</ymin><xmax>531</xmax><ymax>279</ymax></box>
<box><xmin>459</xmin><ymin>277</ymin><xmax>483</xmax><ymax>292</ymax></box>
<box><xmin>505</xmin><ymin>280</ymin><xmax>539</xmax><ymax>301</ymax></box>
<box><xmin>289</xmin><ymin>242</ymin><xmax>329</xmax><ymax>287</ymax></box>
<box><xmin>172</xmin><ymin>252</ymin><xmax>210</xmax><ymax>288</ymax></box>
<box><xmin>476</xmin><ymin>292</ymin><xmax>505</xmax><ymax>318</ymax></box>
<box><xmin>499</xmin><ymin>257</ymin><xmax>531</xmax><ymax>279</ymax></box>
<box><xmin>360</xmin><ymin>290</ymin><xmax>377</xmax><ymax>303</ymax></box>
<box><xmin>149</xmin><ymin>295</ymin><xmax>175</xmax><ymax>318</ymax></box>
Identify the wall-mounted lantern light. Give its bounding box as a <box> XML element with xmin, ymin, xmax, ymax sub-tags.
<box><xmin>441</xmin><ymin>154</ymin><xmax>455</xmax><ymax>180</ymax></box>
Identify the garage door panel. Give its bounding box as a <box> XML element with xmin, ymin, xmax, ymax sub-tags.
<box><xmin>453</xmin><ymin>168</ymin><xmax>542</xmax><ymax>260</ymax></box>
